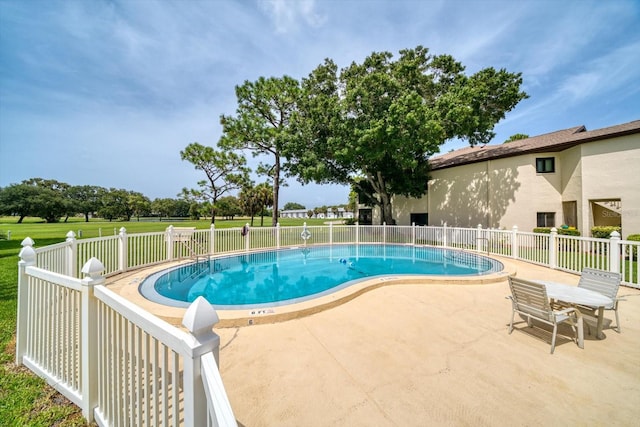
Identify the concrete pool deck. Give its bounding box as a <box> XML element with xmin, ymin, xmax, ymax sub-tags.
<box><xmin>109</xmin><ymin>252</ymin><xmax>516</xmax><ymax>327</ymax></box>
<box><xmin>107</xmin><ymin>257</ymin><xmax>640</xmax><ymax>426</ymax></box>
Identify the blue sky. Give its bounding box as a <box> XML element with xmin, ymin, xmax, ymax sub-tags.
<box><xmin>1</xmin><ymin>0</ymin><xmax>639</xmax><ymax>209</ymax></box>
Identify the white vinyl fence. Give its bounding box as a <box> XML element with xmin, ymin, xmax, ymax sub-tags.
<box><xmin>28</xmin><ymin>223</ymin><xmax>639</xmax><ymax>288</ymax></box>
<box><xmin>16</xmin><ymin>243</ymin><xmax>236</xmax><ymax>427</ymax></box>
<box><xmin>15</xmin><ymin>223</ymin><xmax>639</xmax><ymax>425</ymax></box>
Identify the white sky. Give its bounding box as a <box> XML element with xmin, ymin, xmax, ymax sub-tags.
<box><xmin>1</xmin><ymin>0</ymin><xmax>639</xmax><ymax>209</ymax></box>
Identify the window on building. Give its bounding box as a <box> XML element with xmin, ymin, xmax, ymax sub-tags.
<box><xmin>358</xmin><ymin>208</ymin><xmax>373</xmax><ymax>225</ymax></box>
<box><xmin>410</xmin><ymin>213</ymin><xmax>428</xmax><ymax>226</ymax></box>
<box><xmin>537</xmin><ymin>212</ymin><xmax>556</xmax><ymax>227</ymax></box>
<box><xmin>562</xmin><ymin>201</ymin><xmax>577</xmax><ymax>228</ymax></box>
<box><xmin>536</xmin><ymin>157</ymin><xmax>555</xmax><ymax>173</ymax></box>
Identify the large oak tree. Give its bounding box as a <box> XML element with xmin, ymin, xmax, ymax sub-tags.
<box><xmin>66</xmin><ymin>185</ymin><xmax>105</xmax><ymax>222</ymax></box>
<box><xmin>288</xmin><ymin>46</ymin><xmax>528</xmax><ymax>224</ymax></box>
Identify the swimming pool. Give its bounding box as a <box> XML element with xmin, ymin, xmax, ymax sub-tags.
<box><xmin>139</xmin><ymin>244</ymin><xmax>503</xmax><ymax>309</ymax></box>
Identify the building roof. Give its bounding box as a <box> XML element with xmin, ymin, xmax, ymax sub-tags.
<box><xmin>429</xmin><ymin>119</ymin><xmax>640</xmax><ymax>170</ymax></box>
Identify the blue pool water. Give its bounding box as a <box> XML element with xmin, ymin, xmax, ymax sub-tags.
<box><xmin>140</xmin><ymin>244</ymin><xmax>502</xmax><ymax>308</ymax></box>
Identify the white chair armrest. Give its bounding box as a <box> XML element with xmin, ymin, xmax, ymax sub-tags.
<box><xmin>554</xmin><ymin>306</ymin><xmax>580</xmax><ymax>316</ymax></box>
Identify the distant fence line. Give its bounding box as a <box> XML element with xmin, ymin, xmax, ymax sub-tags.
<box><xmin>14</xmin><ymin>223</ymin><xmax>639</xmax><ymax>425</ymax></box>
<box><xmin>28</xmin><ymin>223</ymin><xmax>640</xmax><ymax>287</ymax></box>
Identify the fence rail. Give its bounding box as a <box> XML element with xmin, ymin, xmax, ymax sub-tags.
<box><xmin>29</xmin><ymin>223</ymin><xmax>639</xmax><ymax>288</ymax></box>
<box><xmin>17</xmin><ymin>243</ymin><xmax>236</xmax><ymax>426</ymax></box>
<box><xmin>15</xmin><ymin>223</ymin><xmax>639</xmax><ymax>425</ymax></box>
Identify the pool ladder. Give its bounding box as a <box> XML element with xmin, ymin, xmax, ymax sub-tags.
<box><xmin>177</xmin><ymin>238</ymin><xmax>210</xmax><ymax>261</ymax></box>
<box><xmin>476</xmin><ymin>237</ymin><xmax>490</xmax><ymax>254</ymax></box>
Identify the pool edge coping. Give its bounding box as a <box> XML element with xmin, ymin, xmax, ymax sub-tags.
<box><xmin>106</xmin><ymin>252</ymin><xmax>517</xmax><ymax>328</ymax></box>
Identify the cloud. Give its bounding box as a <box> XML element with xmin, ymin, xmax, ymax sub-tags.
<box><xmin>1</xmin><ymin>0</ymin><xmax>639</xmax><ymax>209</ymax></box>
<box><xmin>512</xmin><ymin>1</ymin><xmax>638</xmax><ymax>84</ymax></box>
<box><xmin>557</xmin><ymin>40</ymin><xmax>640</xmax><ymax>103</ymax></box>
<box><xmin>506</xmin><ymin>37</ymin><xmax>640</xmax><ymax>128</ymax></box>
<box><xmin>258</xmin><ymin>0</ymin><xmax>326</xmax><ymax>33</ymax></box>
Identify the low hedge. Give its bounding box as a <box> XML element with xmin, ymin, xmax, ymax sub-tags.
<box><xmin>533</xmin><ymin>227</ymin><xmax>581</xmax><ymax>236</ymax></box>
<box><xmin>627</xmin><ymin>234</ymin><xmax>640</xmax><ymax>242</ymax></box>
<box><xmin>627</xmin><ymin>234</ymin><xmax>640</xmax><ymax>260</ymax></box>
<box><xmin>591</xmin><ymin>226</ymin><xmax>621</xmax><ymax>238</ymax></box>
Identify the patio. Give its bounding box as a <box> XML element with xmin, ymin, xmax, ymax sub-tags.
<box><xmin>214</xmin><ymin>258</ymin><xmax>640</xmax><ymax>426</ymax></box>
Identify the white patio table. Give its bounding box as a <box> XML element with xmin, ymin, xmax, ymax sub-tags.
<box><xmin>536</xmin><ymin>281</ymin><xmax>613</xmax><ymax>339</ymax></box>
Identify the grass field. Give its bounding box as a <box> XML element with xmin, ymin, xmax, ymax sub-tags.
<box><xmin>2</xmin><ymin>216</ymin><xmax>633</xmax><ymax>424</ymax></box>
<box><xmin>0</xmin><ymin>215</ymin><xmax>320</xmax><ymax>426</ymax></box>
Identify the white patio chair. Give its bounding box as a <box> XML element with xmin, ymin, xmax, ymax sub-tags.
<box><xmin>507</xmin><ymin>277</ymin><xmax>584</xmax><ymax>354</ymax></box>
<box><xmin>577</xmin><ymin>268</ymin><xmax>623</xmax><ymax>333</ymax></box>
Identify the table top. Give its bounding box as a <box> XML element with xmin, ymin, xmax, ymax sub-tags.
<box><xmin>537</xmin><ymin>281</ymin><xmax>613</xmax><ymax>307</ymax></box>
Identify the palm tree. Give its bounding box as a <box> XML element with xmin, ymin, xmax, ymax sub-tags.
<box><xmin>239</xmin><ymin>186</ymin><xmax>261</xmax><ymax>226</ymax></box>
<box><xmin>256</xmin><ymin>183</ymin><xmax>274</xmax><ymax>226</ymax></box>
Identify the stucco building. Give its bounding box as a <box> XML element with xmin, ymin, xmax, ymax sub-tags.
<box><xmin>383</xmin><ymin>119</ymin><xmax>640</xmax><ymax>237</ymax></box>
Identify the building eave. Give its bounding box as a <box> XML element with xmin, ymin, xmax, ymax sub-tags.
<box><xmin>429</xmin><ymin>120</ymin><xmax>640</xmax><ymax>171</ymax></box>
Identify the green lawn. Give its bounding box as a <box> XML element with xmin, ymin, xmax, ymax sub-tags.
<box><xmin>1</xmin><ymin>233</ymin><xmax>88</xmax><ymax>425</ymax></box>
<box><xmin>3</xmin><ymin>217</ymin><xmax>632</xmax><ymax>424</ymax></box>
<box><xmin>0</xmin><ymin>216</ymin><xmax>329</xmax><ymax>241</ymax></box>
<box><xmin>0</xmin><ymin>216</ymin><xmax>322</xmax><ymax>425</ymax></box>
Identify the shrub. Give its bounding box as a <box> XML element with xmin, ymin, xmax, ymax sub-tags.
<box><xmin>533</xmin><ymin>227</ymin><xmax>552</xmax><ymax>234</ymax></box>
<box><xmin>559</xmin><ymin>228</ymin><xmax>580</xmax><ymax>236</ymax></box>
<box><xmin>627</xmin><ymin>234</ymin><xmax>640</xmax><ymax>261</ymax></box>
<box><xmin>591</xmin><ymin>226</ymin><xmax>621</xmax><ymax>238</ymax></box>
<box><xmin>533</xmin><ymin>227</ymin><xmax>581</xmax><ymax>236</ymax></box>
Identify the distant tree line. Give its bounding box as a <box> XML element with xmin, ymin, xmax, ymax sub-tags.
<box><xmin>0</xmin><ymin>178</ymin><xmax>273</xmax><ymax>224</ymax></box>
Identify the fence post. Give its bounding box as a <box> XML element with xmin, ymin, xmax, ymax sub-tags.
<box><xmin>549</xmin><ymin>227</ymin><xmax>558</xmax><ymax>269</ymax></box>
<box><xmin>66</xmin><ymin>231</ymin><xmax>77</xmax><ymax>277</ymax></box>
<box><xmin>609</xmin><ymin>231</ymin><xmax>621</xmax><ymax>274</ymax></box>
<box><xmin>276</xmin><ymin>223</ymin><xmax>281</xmax><ymax>249</ymax></box>
<box><xmin>412</xmin><ymin>222</ymin><xmax>416</xmax><ymax>245</ymax></box>
<box><xmin>181</xmin><ymin>297</ymin><xmax>222</xmax><ymax>426</ymax></box>
<box><xmin>512</xmin><ymin>225</ymin><xmax>518</xmax><ymax>259</ymax></box>
<box><xmin>79</xmin><ymin>257</ymin><xmax>105</xmax><ymax>423</ymax></box>
<box><xmin>118</xmin><ymin>227</ymin><xmax>127</xmax><ymax>273</ymax></box>
<box><xmin>443</xmin><ymin>224</ymin><xmax>448</xmax><ymax>248</ymax></box>
<box><xmin>210</xmin><ymin>223</ymin><xmax>216</xmax><ymax>254</ymax></box>
<box><xmin>329</xmin><ymin>222</ymin><xmax>333</xmax><ymax>246</ymax></box>
<box><xmin>356</xmin><ymin>222</ymin><xmax>360</xmax><ymax>244</ymax></box>
<box><xmin>166</xmin><ymin>225</ymin><xmax>174</xmax><ymax>261</ymax></box>
<box><xmin>16</xmin><ymin>237</ymin><xmax>36</xmax><ymax>365</ymax></box>
<box><xmin>383</xmin><ymin>222</ymin><xmax>387</xmax><ymax>244</ymax></box>
<box><xmin>244</xmin><ymin>223</ymin><xmax>250</xmax><ymax>252</ymax></box>
<box><xmin>476</xmin><ymin>224</ymin><xmax>483</xmax><ymax>253</ymax></box>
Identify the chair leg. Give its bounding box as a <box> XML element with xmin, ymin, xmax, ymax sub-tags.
<box><xmin>509</xmin><ymin>311</ymin><xmax>515</xmax><ymax>334</ymax></box>
<box><xmin>575</xmin><ymin>316</ymin><xmax>584</xmax><ymax>349</ymax></box>
<box><xmin>550</xmin><ymin>324</ymin><xmax>557</xmax><ymax>354</ymax></box>
<box><xmin>614</xmin><ymin>307</ymin><xmax>621</xmax><ymax>333</ymax></box>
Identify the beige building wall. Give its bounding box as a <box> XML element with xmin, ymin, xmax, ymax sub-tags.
<box><xmin>579</xmin><ymin>134</ymin><xmax>640</xmax><ymax>237</ymax></box>
<box><xmin>558</xmin><ymin>145</ymin><xmax>583</xmax><ymax>229</ymax></box>
<box><xmin>497</xmin><ymin>153</ymin><xmax>564</xmax><ymax>232</ymax></box>
<box><xmin>388</xmin><ymin>130</ymin><xmax>639</xmax><ymax>235</ymax></box>
<box><xmin>391</xmin><ymin>195</ymin><xmax>428</xmax><ymax>225</ymax></box>
<box><xmin>422</xmin><ymin>154</ymin><xmax>565</xmax><ymax>231</ymax></box>
<box><xmin>426</xmin><ymin>162</ymin><xmax>489</xmax><ymax>227</ymax></box>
